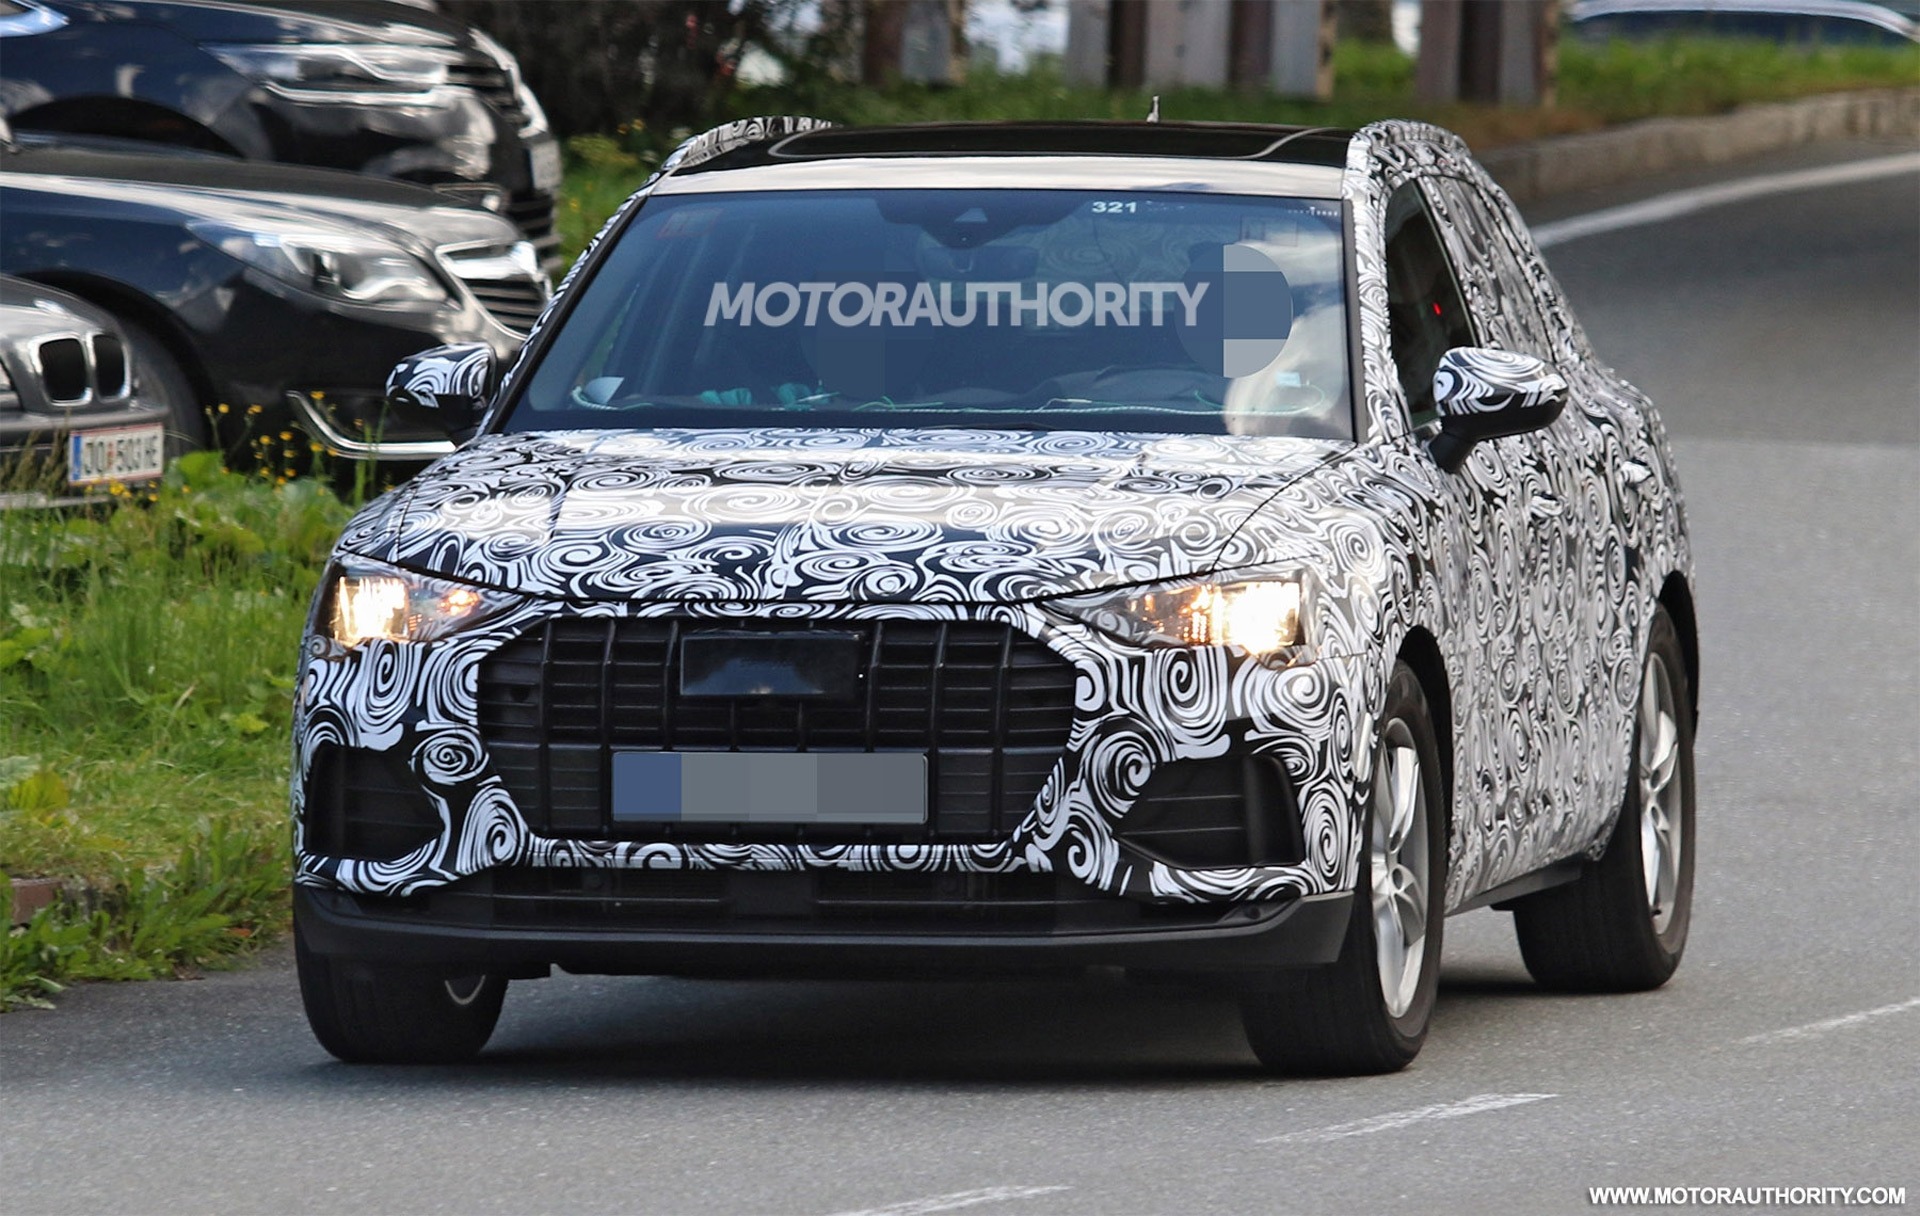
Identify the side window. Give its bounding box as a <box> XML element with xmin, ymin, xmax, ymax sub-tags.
<box><xmin>1422</xmin><ymin>176</ymin><xmax>1553</xmax><ymax>361</ymax></box>
<box><xmin>1383</xmin><ymin>181</ymin><xmax>1474</xmax><ymax>424</ymax></box>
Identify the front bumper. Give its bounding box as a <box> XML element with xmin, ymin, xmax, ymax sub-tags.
<box><xmin>294</xmin><ymin>881</ymin><xmax>1353</xmax><ymax>979</ymax></box>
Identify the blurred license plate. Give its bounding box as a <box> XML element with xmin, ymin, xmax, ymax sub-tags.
<box><xmin>68</xmin><ymin>424</ymin><xmax>164</xmax><ymax>486</ymax></box>
<box><xmin>529</xmin><ymin>140</ymin><xmax>563</xmax><ymax>193</ymax></box>
<box><xmin>611</xmin><ymin>752</ymin><xmax>926</xmax><ymax>825</ymax></box>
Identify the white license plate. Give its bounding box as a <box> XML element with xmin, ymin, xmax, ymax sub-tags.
<box><xmin>68</xmin><ymin>424</ymin><xmax>165</xmax><ymax>486</ymax></box>
<box><xmin>529</xmin><ymin>139</ymin><xmax>563</xmax><ymax>193</ymax></box>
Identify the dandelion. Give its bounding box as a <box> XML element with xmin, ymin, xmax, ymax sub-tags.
<box><xmin>279</xmin><ymin>431</ymin><xmax>293</xmax><ymax>441</ymax></box>
<box><xmin>217</xmin><ymin>403</ymin><xmax>231</xmax><ymax>414</ymax></box>
<box><xmin>309</xmin><ymin>391</ymin><xmax>325</xmax><ymax>400</ymax></box>
<box><xmin>247</xmin><ymin>404</ymin><xmax>263</xmax><ymax>416</ymax></box>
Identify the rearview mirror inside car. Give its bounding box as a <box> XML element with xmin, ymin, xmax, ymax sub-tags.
<box><xmin>1428</xmin><ymin>347</ymin><xmax>1568</xmax><ymax>473</ymax></box>
<box><xmin>385</xmin><ymin>343</ymin><xmax>496</xmax><ymax>443</ymax></box>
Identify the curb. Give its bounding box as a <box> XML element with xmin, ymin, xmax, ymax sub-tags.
<box><xmin>1482</xmin><ymin>86</ymin><xmax>1920</xmax><ymax>202</ymax></box>
<box><xmin>9</xmin><ymin>876</ymin><xmax>66</xmax><ymax>926</ymax></box>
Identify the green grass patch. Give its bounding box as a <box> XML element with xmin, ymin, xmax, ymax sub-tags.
<box><xmin>0</xmin><ymin>452</ymin><xmax>352</xmax><ymax>1007</ymax></box>
<box><xmin>556</xmin><ymin>37</ymin><xmax>1919</xmax><ymax>262</ymax></box>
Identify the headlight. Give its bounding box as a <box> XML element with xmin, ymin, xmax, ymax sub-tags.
<box><xmin>325</xmin><ymin>560</ymin><xmax>518</xmax><ymax>646</ymax></box>
<box><xmin>204</xmin><ymin>43</ymin><xmax>459</xmax><ymax>104</ymax></box>
<box><xmin>1057</xmin><ymin>576</ymin><xmax>1309</xmax><ymax>656</ymax></box>
<box><xmin>190</xmin><ymin>221</ymin><xmax>448</xmax><ymax>307</ymax></box>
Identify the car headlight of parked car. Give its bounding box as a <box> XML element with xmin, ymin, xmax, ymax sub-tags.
<box><xmin>1056</xmin><ymin>574</ymin><xmax>1312</xmax><ymax>657</ymax></box>
<box><xmin>324</xmin><ymin>559</ymin><xmax>519</xmax><ymax>647</ymax></box>
<box><xmin>204</xmin><ymin>43</ymin><xmax>462</xmax><ymax>106</ymax></box>
<box><xmin>190</xmin><ymin>221</ymin><xmax>448</xmax><ymax>307</ymax></box>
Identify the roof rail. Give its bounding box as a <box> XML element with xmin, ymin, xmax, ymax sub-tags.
<box><xmin>651</xmin><ymin>115</ymin><xmax>838</xmax><ymax>183</ymax></box>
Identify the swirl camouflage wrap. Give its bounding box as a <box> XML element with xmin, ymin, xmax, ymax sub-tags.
<box><xmin>294</xmin><ymin>118</ymin><xmax>1693</xmax><ymax>932</ymax></box>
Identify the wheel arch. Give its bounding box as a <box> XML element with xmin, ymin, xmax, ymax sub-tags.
<box><xmin>1657</xmin><ymin>571</ymin><xmax>1699</xmax><ymax>725</ymax></box>
<box><xmin>13</xmin><ymin>271</ymin><xmax>218</xmax><ymax>412</ymax></box>
<box><xmin>1395</xmin><ymin>626</ymin><xmax>1454</xmax><ymax>834</ymax></box>
<box><xmin>12</xmin><ymin>97</ymin><xmax>241</xmax><ymax>157</ymax></box>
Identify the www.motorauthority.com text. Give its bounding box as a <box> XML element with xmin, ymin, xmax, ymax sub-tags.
<box><xmin>1589</xmin><ymin>1186</ymin><xmax>1906</xmax><ymax>1207</ymax></box>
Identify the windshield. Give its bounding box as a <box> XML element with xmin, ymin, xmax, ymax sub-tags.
<box><xmin>510</xmin><ymin>188</ymin><xmax>1352</xmax><ymax>438</ymax></box>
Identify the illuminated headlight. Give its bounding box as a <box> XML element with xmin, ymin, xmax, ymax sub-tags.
<box><xmin>1057</xmin><ymin>576</ymin><xmax>1310</xmax><ymax>656</ymax></box>
<box><xmin>204</xmin><ymin>43</ymin><xmax>459</xmax><ymax>104</ymax></box>
<box><xmin>191</xmin><ymin>221</ymin><xmax>448</xmax><ymax>308</ymax></box>
<box><xmin>325</xmin><ymin>560</ymin><xmax>517</xmax><ymax>646</ymax></box>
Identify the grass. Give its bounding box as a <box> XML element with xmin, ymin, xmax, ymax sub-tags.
<box><xmin>0</xmin><ymin>451</ymin><xmax>353</xmax><ymax>1007</ymax></box>
<box><xmin>557</xmin><ymin>36</ymin><xmax>1920</xmax><ymax>261</ymax></box>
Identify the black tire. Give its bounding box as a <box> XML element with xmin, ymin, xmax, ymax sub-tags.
<box><xmin>295</xmin><ymin>922</ymin><xmax>506</xmax><ymax>1064</ymax></box>
<box><xmin>1511</xmin><ymin>606</ymin><xmax>1695</xmax><ymax>992</ymax></box>
<box><xmin>1241</xmin><ymin>662</ymin><xmax>1447</xmax><ymax>1075</ymax></box>
<box><xmin>121</xmin><ymin>320</ymin><xmax>210</xmax><ymax>458</ymax></box>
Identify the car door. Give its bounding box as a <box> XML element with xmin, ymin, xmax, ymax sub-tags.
<box><xmin>1380</xmin><ymin>179</ymin><xmax>1548</xmax><ymax>896</ymax></box>
<box><xmin>1421</xmin><ymin>173</ymin><xmax>1612</xmax><ymax>870</ymax></box>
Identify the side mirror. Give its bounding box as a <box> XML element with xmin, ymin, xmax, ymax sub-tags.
<box><xmin>1427</xmin><ymin>347</ymin><xmax>1568</xmax><ymax>473</ymax></box>
<box><xmin>385</xmin><ymin>342</ymin><xmax>497</xmax><ymax>442</ymax></box>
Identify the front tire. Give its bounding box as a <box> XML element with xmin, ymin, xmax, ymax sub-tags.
<box><xmin>295</xmin><ymin>922</ymin><xmax>506</xmax><ymax>1064</ymax></box>
<box><xmin>1241</xmin><ymin>662</ymin><xmax>1447</xmax><ymax>1075</ymax></box>
<box><xmin>1511</xmin><ymin>605</ymin><xmax>1695</xmax><ymax>991</ymax></box>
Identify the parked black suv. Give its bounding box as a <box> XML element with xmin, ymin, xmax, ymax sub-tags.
<box><xmin>0</xmin><ymin>0</ymin><xmax>562</xmax><ymax>270</ymax></box>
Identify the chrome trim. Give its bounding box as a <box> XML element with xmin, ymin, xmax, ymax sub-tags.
<box><xmin>287</xmin><ymin>391</ymin><xmax>455</xmax><ymax>461</ymax></box>
<box><xmin>0</xmin><ymin>1</ymin><xmax>68</xmax><ymax>37</ymax></box>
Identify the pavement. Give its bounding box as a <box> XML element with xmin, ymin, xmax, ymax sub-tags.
<box><xmin>1</xmin><ymin>138</ymin><xmax>1915</xmax><ymax>1216</ymax></box>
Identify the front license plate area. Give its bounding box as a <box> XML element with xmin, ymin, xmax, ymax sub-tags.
<box><xmin>679</xmin><ymin>631</ymin><xmax>862</xmax><ymax>699</ymax></box>
<box><xmin>611</xmin><ymin>752</ymin><xmax>927</xmax><ymax>826</ymax></box>
<box><xmin>528</xmin><ymin>139</ymin><xmax>563</xmax><ymax>193</ymax></box>
<box><xmin>68</xmin><ymin>424</ymin><xmax>165</xmax><ymax>486</ymax></box>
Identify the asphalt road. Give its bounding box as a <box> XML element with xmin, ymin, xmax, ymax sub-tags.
<box><xmin>3</xmin><ymin>140</ymin><xmax>1916</xmax><ymax>1216</ymax></box>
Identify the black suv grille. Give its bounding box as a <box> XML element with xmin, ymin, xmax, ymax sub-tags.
<box><xmin>477</xmin><ymin>618</ymin><xmax>1080</xmax><ymax>843</ymax></box>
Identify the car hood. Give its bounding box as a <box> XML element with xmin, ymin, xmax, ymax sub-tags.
<box><xmin>3</xmin><ymin>145</ymin><xmax>520</xmax><ymax>252</ymax></box>
<box><xmin>48</xmin><ymin>0</ymin><xmax>472</xmax><ymax>47</ymax></box>
<box><xmin>339</xmin><ymin>429</ymin><xmax>1350</xmax><ymax>604</ymax></box>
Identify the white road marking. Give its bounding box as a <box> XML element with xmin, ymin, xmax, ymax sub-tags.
<box><xmin>1259</xmin><ymin>1092</ymin><xmax>1556</xmax><ymax>1144</ymax></box>
<box><xmin>1737</xmin><ymin>996</ymin><xmax>1920</xmax><ymax>1046</ymax></box>
<box><xmin>1530</xmin><ymin>151</ymin><xmax>1920</xmax><ymax>248</ymax></box>
<box><xmin>826</xmin><ymin>1185</ymin><xmax>1072</xmax><ymax>1216</ymax></box>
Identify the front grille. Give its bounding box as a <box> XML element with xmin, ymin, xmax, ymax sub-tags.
<box><xmin>477</xmin><ymin>618</ymin><xmax>1080</xmax><ymax>843</ymax></box>
<box><xmin>37</xmin><ymin>337</ymin><xmax>87</xmax><ymax>403</ymax></box>
<box><xmin>464</xmin><ymin>277</ymin><xmax>547</xmax><ymax>332</ymax></box>
<box><xmin>448</xmin><ymin>62</ymin><xmax>526</xmax><ymax>124</ymax></box>
<box><xmin>90</xmin><ymin>334</ymin><xmax>127</xmax><ymax>398</ymax></box>
<box><xmin>386</xmin><ymin>866</ymin><xmax>1230</xmax><ymax>935</ymax></box>
<box><xmin>504</xmin><ymin>194</ymin><xmax>560</xmax><ymax>261</ymax></box>
<box><xmin>439</xmin><ymin>242</ymin><xmax>551</xmax><ymax>334</ymax></box>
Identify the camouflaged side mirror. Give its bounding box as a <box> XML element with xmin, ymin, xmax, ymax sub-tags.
<box><xmin>385</xmin><ymin>342</ymin><xmax>497</xmax><ymax>443</ymax></box>
<box><xmin>1428</xmin><ymin>347</ymin><xmax>1569</xmax><ymax>473</ymax></box>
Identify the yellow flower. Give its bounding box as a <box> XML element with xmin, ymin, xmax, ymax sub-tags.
<box><xmin>217</xmin><ymin>403</ymin><xmax>231</xmax><ymax>414</ymax></box>
<box><xmin>279</xmin><ymin>431</ymin><xmax>293</xmax><ymax>441</ymax></box>
<box><xmin>247</xmin><ymin>404</ymin><xmax>263</xmax><ymax>416</ymax></box>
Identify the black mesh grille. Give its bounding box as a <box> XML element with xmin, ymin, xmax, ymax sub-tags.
<box><xmin>90</xmin><ymin>334</ymin><xmax>127</xmax><ymax>398</ymax></box>
<box><xmin>477</xmin><ymin>618</ymin><xmax>1079</xmax><ymax>843</ymax></box>
<box><xmin>38</xmin><ymin>337</ymin><xmax>87</xmax><ymax>403</ymax></box>
<box><xmin>305</xmin><ymin>744</ymin><xmax>443</xmax><ymax>861</ymax></box>
<box><xmin>447</xmin><ymin>61</ymin><xmax>525</xmax><ymax>124</ymax></box>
